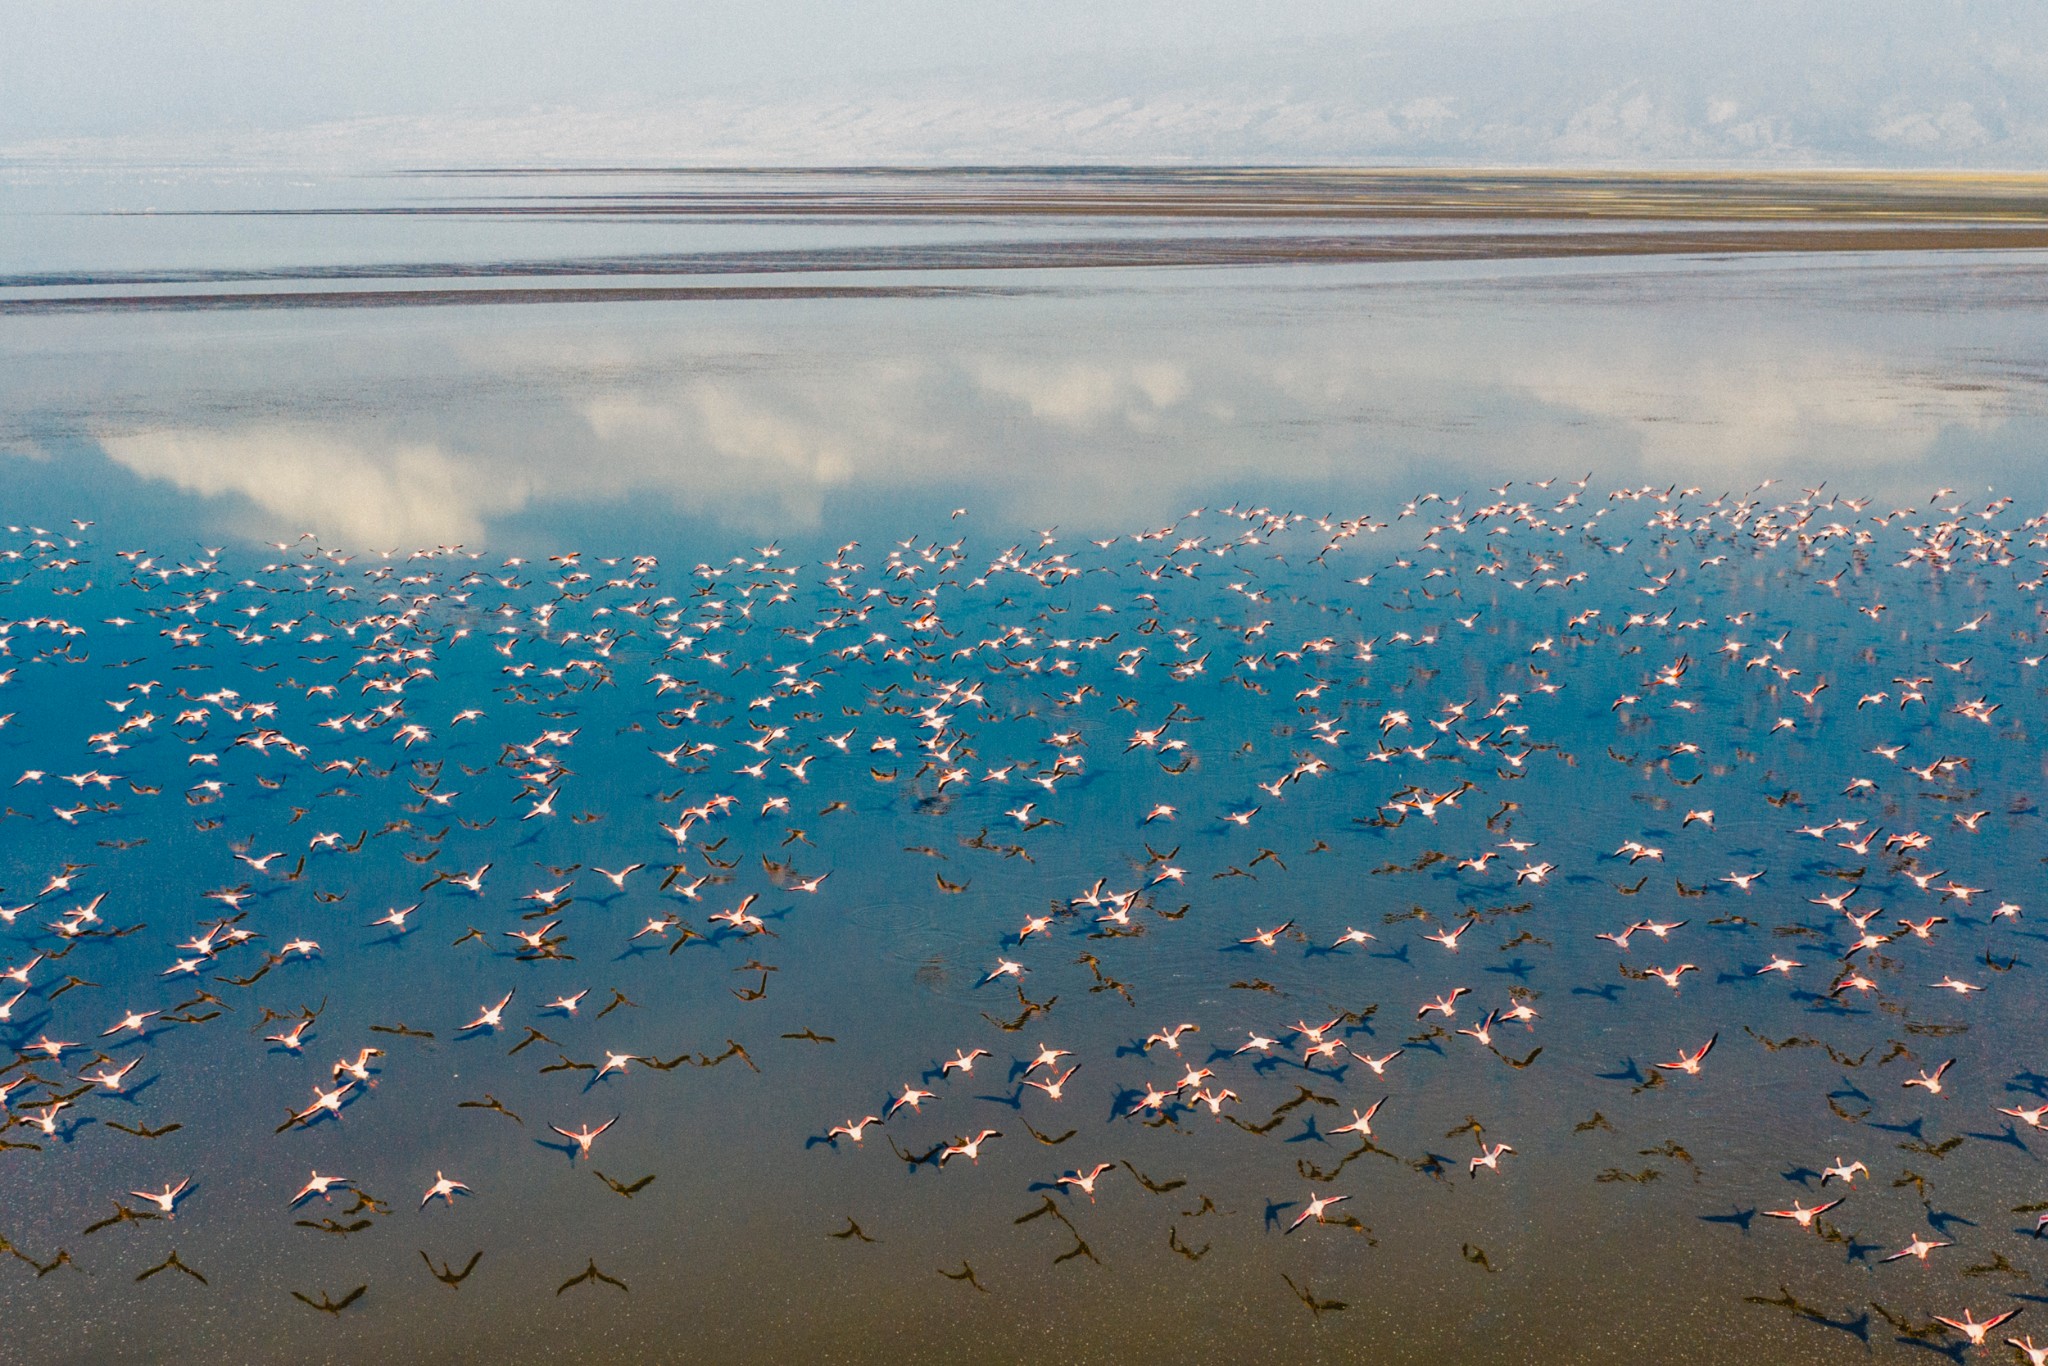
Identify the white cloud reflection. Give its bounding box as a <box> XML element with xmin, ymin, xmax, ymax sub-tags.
<box><xmin>101</xmin><ymin>427</ymin><xmax>530</xmax><ymax>547</ymax></box>
<box><xmin>1511</xmin><ymin>341</ymin><xmax>2009</xmax><ymax>484</ymax></box>
<box><xmin>970</xmin><ymin>358</ymin><xmax>1191</xmax><ymax>429</ymax></box>
<box><xmin>9</xmin><ymin>258</ymin><xmax>2042</xmax><ymax>548</ymax></box>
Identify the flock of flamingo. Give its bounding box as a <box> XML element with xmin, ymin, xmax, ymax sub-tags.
<box><xmin>3</xmin><ymin>476</ymin><xmax>2047</xmax><ymax>1357</ymax></box>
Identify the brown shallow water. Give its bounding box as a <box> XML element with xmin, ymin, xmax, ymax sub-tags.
<box><xmin>317</xmin><ymin>166</ymin><xmax>2048</xmax><ymax>223</ymax></box>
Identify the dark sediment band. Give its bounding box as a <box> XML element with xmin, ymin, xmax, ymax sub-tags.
<box><xmin>7</xmin><ymin>226</ymin><xmax>2048</xmax><ymax>313</ymax></box>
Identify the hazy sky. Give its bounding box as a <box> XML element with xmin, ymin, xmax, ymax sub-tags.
<box><xmin>6</xmin><ymin>1</ymin><xmax>1584</xmax><ymax>134</ymax></box>
<box><xmin>7</xmin><ymin>1</ymin><xmax>2045</xmax><ymax>167</ymax></box>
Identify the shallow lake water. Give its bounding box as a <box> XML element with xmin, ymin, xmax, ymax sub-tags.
<box><xmin>5</xmin><ymin>170</ymin><xmax>2048</xmax><ymax>1362</ymax></box>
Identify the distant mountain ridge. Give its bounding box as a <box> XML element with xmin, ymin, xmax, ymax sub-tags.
<box><xmin>8</xmin><ymin>0</ymin><xmax>2047</xmax><ymax>169</ymax></box>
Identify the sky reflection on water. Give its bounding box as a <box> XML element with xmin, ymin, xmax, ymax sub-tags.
<box><xmin>5</xmin><ymin>252</ymin><xmax>2048</xmax><ymax>554</ymax></box>
<box><xmin>6</xmin><ymin>176</ymin><xmax>2048</xmax><ymax>1364</ymax></box>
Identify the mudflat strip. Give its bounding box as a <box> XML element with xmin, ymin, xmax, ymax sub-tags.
<box><xmin>9</xmin><ymin>225</ymin><xmax>2048</xmax><ymax>313</ymax></box>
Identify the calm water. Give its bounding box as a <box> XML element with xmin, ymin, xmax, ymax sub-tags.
<box><xmin>5</xmin><ymin>170</ymin><xmax>2048</xmax><ymax>1363</ymax></box>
